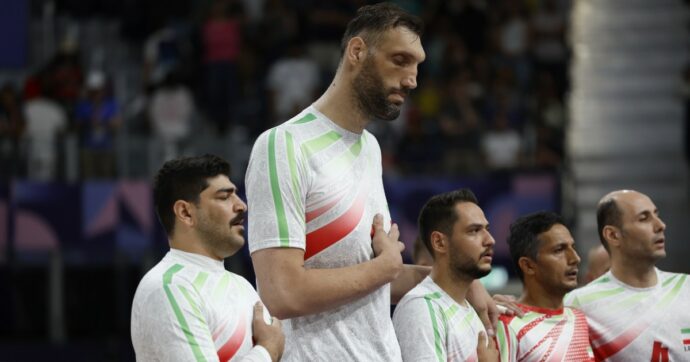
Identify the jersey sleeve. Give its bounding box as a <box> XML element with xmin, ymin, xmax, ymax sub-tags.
<box><xmin>132</xmin><ymin>283</ymin><xmax>220</xmax><ymax>362</ymax></box>
<box><xmin>393</xmin><ymin>297</ymin><xmax>447</xmax><ymax>362</ymax></box>
<box><xmin>495</xmin><ymin>316</ymin><xmax>518</xmax><ymax>362</ymax></box>
<box><xmin>246</xmin><ymin>127</ymin><xmax>308</xmax><ymax>253</ymax></box>
<box><xmin>563</xmin><ymin>290</ymin><xmax>580</xmax><ymax>308</ymax></box>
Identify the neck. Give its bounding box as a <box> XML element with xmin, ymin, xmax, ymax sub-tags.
<box><xmin>169</xmin><ymin>231</ymin><xmax>222</xmax><ymax>261</ymax></box>
<box><xmin>519</xmin><ymin>280</ymin><xmax>564</xmax><ymax>310</ymax></box>
<box><xmin>313</xmin><ymin>69</ymin><xmax>370</xmax><ymax>134</ymax></box>
<box><xmin>610</xmin><ymin>255</ymin><xmax>657</xmax><ymax>288</ymax></box>
<box><xmin>430</xmin><ymin>264</ymin><xmax>473</xmax><ymax>305</ymax></box>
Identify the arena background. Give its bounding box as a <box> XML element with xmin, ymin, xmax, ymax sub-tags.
<box><xmin>0</xmin><ymin>0</ymin><xmax>688</xmax><ymax>360</ymax></box>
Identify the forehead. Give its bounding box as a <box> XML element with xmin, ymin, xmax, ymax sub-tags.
<box><xmin>203</xmin><ymin>174</ymin><xmax>234</xmax><ymax>193</ymax></box>
<box><xmin>454</xmin><ymin>202</ymin><xmax>487</xmax><ymax>226</ymax></box>
<box><xmin>537</xmin><ymin>224</ymin><xmax>574</xmax><ymax>248</ymax></box>
<box><xmin>374</xmin><ymin>27</ymin><xmax>425</xmax><ymax>62</ymax></box>
<box><xmin>617</xmin><ymin>192</ymin><xmax>656</xmax><ymax>218</ymax></box>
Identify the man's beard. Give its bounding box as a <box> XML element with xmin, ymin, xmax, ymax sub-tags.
<box><xmin>352</xmin><ymin>57</ymin><xmax>405</xmax><ymax>121</ymax></box>
<box><xmin>197</xmin><ymin>213</ymin><xmax>244</xmax><ymax>258</ymax></box>
<box><xmin>449</xmin><ymin>244</ymin><xmax>491</xmax><ymax>280</ymax></box>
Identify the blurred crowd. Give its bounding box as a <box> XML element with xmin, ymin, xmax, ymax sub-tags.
<box><xmin>0</xmin><ymin>0</ymin><xmax>574</xmax><ymax>181</ymax></box>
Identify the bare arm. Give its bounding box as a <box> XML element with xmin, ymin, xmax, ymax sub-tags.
<box><xmin>252</xmin><ymin>214</ymin><xmax>404</xmax><ymax>319</ymax></box>
<box><xmin>390</xmin><ymin>264</ymin><xmax>431</xmax><ymax>304</ymax></box>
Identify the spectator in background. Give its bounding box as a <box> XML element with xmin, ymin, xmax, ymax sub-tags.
<box><xmin>0</xmin><ymin>83</ymin><xmax>25</xmax><ymax>179</ymax></box>
<box><xmin>531</xmin><ymin>0</ymin><xmax>568</xmax><ymax>96</ymax></box>
<box><xmin>23</xmin><ymin>88</ymin><xmax>67</xmax><ymax>180</ymax></box>
<box><xmin>266</xmin><ymin>41</ymin><xmax>320</xmax><ymax>125</ymax></box>
<box><xmin>148</xmin><ymin>70</ymin><xmax>195</xmax><ymax>162</ymax></box>
<box><xmin>482</xmin><ymin>110</ymin><xmax>522</xmax><ymax>170</ymax></box>
<box><xmin>202</xmin><ymin>0</ymin><xmax>244</xmax><ymax>134</ymax></box>
<box><xmin>439</xmin><ymin>70</ymin><xmax>483</xmax><ymax>174</ymax></box>
<box><xmin>74</xmin><ymin>70</ymin><xmax>121</xmax><ymax>179</ymax></box>
<box><xmin>43</xmin><ymin>35</ymin><xmax>84</xmax><ymax>113</ymax></box>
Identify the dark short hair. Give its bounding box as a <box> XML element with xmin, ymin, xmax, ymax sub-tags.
<box><xmin>340</xmin><ymin>2</ymin><xmax>424</xmax><ymax>57</ymax></box>
<box><xmin>596</xmin><ymin>198</ymin><xmax>622</xmax><ymax>252</ymax></box>
<box><xmin>153</xmin><ymin>154</ymin><xmax>231</xmax><ymax>236</ymax></box>
<box><xmin>507</xmin><ymin>211</ymin><xmax>564</xmax><ymax>281</ymax></box>
<box><xmin>418</xmin><ymin>189</ymin><xmax>478</xmax><ymax>259</ymax></box>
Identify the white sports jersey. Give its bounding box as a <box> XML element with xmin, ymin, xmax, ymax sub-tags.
<box><xmin>131</xmin><ymin>249</ymin><xmax>271</xmax><ymax>362</ymax></box>
<box><xmin>246</xmin><ymin>106</ymin><xmax>400</xmax><ymax>361</ymax></box>
<box><xmin>496</xmin><ymin>303</ymin><xmax>593</xmax><ymax>362</ymax></box>
<box><xmin>564</xmin><ymin>268</ymin><xmax>690</xmax><ymax>361</ymax></box>
<box><xmin>393</xmin><ymin>276</ymin><xmax>486</xmax><ymax>362</ymax></box>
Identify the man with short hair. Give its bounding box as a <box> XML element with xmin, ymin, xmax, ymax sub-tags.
<box><xmin>393</xmin><ymin>189</ymin><xmax>498</xmax><ymax>361</ymax></box>
<box><xmin>246</xmin><ymin>3</ymin><xmax>501</xmax><ymax>359</ymax></box>
<box><xmin>565</xmin><ymin>190</ymin><xmax>690</xmax><ymax>361</ymax></box>
<box><xmin>496</xmin><ymin>211</ymin><xmax>593</xmax><ymax>361</ymax></box>
<box><xmin>131</xmin><ymin>154</ymin><xmax>284</xmax><ymax>361</ymax></box>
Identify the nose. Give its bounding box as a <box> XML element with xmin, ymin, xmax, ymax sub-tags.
<box><xmin>483</xmin><ymin>230</ymin><xmax>496</xmax><ymax>246</ymax></box>
<box><xmin>654</xmin><ymin>215</ymin><xmax>666</xmax><ymax>233</ymax></box>
<box><xmin>569</xmin><ymin>248</ymin><xmax>581</xmax><ymax>265</ymax></box>
<box><xmin>402</xmin><ymin>74</ymin><xmax>417</xmax><ymax>89</ymax></box>
<box><xmin>235</xmin><ymin>197</ymin><xmax>247</xmax><ymax>213</ymax></box>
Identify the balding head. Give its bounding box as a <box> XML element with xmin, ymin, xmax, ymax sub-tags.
<box><xmin>596</xmin><ymin>190</ymin><xmax>641</xmax><ymax>251</ymax></box>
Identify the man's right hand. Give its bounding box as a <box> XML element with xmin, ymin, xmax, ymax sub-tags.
<box><xmin>252</xmin><ymin>302</ymin><xmax>285</xmax><ymax>362</ymax></box>
<box><xmin>371</xmin><ymin>214</ymin><xmax>404</xmax><ymax>280</ymax></box>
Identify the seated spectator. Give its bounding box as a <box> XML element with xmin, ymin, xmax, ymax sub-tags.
<box><xmin>74</xmin><ymin>70</ymin><xmax>121</xmax><ymax>179</ymax></box>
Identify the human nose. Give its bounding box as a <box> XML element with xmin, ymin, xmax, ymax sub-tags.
<box><xmin>483</xmin><ymin>230</ymin><xmax>495</xmax><ymax>246</ymax></box>
<box><xmin>654</xmin><ymin>215</ymin><xmax>666</xmax><ymax>233</ymax></box>
<box><xmin>234</xmin><ymin>196</ymin><xmax>247</xmax><ymax>212</ymax></box>
<box><xmin>569</xmin><ymin>248</ymin><xmax>581</xmax><ymax>265</ymax></box>
<box><xmin>402</xmin><ymin>66</ymin><xmax>418</xmax><ymax>89</ymax></box>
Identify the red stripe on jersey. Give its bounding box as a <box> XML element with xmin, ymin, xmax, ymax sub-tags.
<box><xmin>592</xmin><ymin>320</ymin><xmax>647</xmax><ymax>361</ymax></box>
<box><xmin>304</xmin><ymin>183</ymin><xmax>367</xmax><ymax>260</ymax></box>
<box><xmin>217</xmin><ymin>314</ymin><xmax>248</xmax><ymax>361</ymax></box>
<box><xmin>683</xmin><ymin>339</ymin><xmax>690</xmax><ymax>345</ymax></box>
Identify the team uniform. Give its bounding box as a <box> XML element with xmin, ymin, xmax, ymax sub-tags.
<box><xmin>131</xmin><ymin>249</ymin><xmax>271</xmax><ymax>362</ymax></box>
<box><xmin>246</xmin><ymin>106</ymin><xmax>400</xmax><ymax>361</ymax></box>
<box><xmin>393</xmin><ymin>276</ymin><xmax>486</xmax><ymax>362</ymax></box>
<box><xmin>495</xmin><ymin>303</ymin><xmax>593</xmax><ymax>362</ymax></box>
<box><xmin>564</xmin><ymin>269</ymin><xmax>690</xmax><ymax>361</ymax></box>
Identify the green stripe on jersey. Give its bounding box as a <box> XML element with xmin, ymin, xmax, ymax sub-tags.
<box><xmin>576</xmin><ymin>287</ymin><xmax>626</xmax><ymax>305</ymax></box>
<box><xmin>285</xmin><ymin>132</ymin><xmax>304</xmax><ymax>218</ymax></box>
<box><xmin>301</xmin><ymin>131</ymin><xmax>342</xmax><ymax>159</ymax></box>
<box><xmin>681</xmin><ymin>328</ymin><xmax>690</xmax><ymax>334</ymax></box>
<box><xmin>659</xmin><ymin>274</ymin><xmax>686</xmax><ymax>307</ymax></box>
<box><xmin>322</xmin><ymin>137</ymin><xmax>363</xmax><ymax>175</ymax></box>
<box><xmin>193</xmin><ymin>272</ymin><xmax>209</xmax><ymax>292</ymax></box>
<box><xmin>424</xmin><ymin>297</ymin><xmax>445</xmax><ymax>362</ymax></box>
<box><xmin>163</xmin><ymin>264</ymin><xmax>207</xmax><ymax>362</ymax></box>
<box><xmin>292</xmin><ymin>113</ymin><xmax>316</xmax><ymax>124</ymax></box>
<box><xmin>662</xmin><ymin>274</ymin><xmax>678</xmax><ymax>287</ymax></box>
<box><xmin>268</xmin><ymin>129</ymin><xmax>290</xmax><ymax>246</ymax></box>
<box><xmin>213</xmin><ymin>273</ymin><xmax>231</xmax><ymax>303</ymax></box>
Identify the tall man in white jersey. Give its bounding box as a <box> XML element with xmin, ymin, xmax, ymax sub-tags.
<box><xmin>246</xmin><ymin>3</ymin><xmax>499</xmax><ymax>360</ymax></box>
<box><xmin>131</xmin><ymin>154</ymin><xmax>284</xmax><ymax>361</ymax></box>
<box><xmin>564</xmin><ymin>190</ymin><xmax>690</xmax><ymax>361</ymax></box>
<box><xmin>496</xmin><ymin>211</ymin><xmax>593</xmax><ymax>361</ymax></box>
<box><xmin>393</xmin><ymin>189</ymin><xmax>498</xmax><ymax>362</ymax></box>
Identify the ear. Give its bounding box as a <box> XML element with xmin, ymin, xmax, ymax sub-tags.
<box><xmin>518</xmin><ymin>256</ymin><xmax>537</xmax><ymax>278</ymax></box>
<box><xmin>430</xmin><ymin>231</ymin><xmax>447</xmax><ymax>256</ymax></box>
<box><xmin>602</xmin><ymin>225</ymin><xmax>620</xmax><ymax>248</ymax></box>
<box><xmin>173</xmin><ymin>200</ymin><xmax>195</xmax><ymax>229</ymax></box>
<box><xmin>345</xmin><ymin>36</ymin><xmax>367</xmax><ymax>66</ymax></box>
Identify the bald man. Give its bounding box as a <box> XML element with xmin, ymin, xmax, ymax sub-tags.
<box><xmin>565</xmin><ymin>190</ymin><xmax>690</xmax><ymax>361</ymax></box>
<box><xmin>583</xmin><ymin>244</ymin><xmax>610</xmax><ymax>284</ymax></box>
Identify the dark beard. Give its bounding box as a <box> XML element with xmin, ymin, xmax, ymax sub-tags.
<box><xmin>352</xmin><ymin>57</ymin><xmax>404</xmax><ymax>121</ymax></box>
<box><xmin>449</xmin><ymin>244</ymin><xmax>491</xmax><ymax>280</ymax></box>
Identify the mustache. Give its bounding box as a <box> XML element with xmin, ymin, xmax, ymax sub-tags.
<box><xmin>390</xmin><ymin>88</ymin><xmax>411</xmax><ymax>97</ymax></box>
<box><xmin>230</xmin><ymin>212</ymin><xmax>246</xmax><ymax>226</ymax></box>
<box><xmin>480</xmin><ymin>248</ymin><xmax>493</xmax><ymax>258</ymax></box>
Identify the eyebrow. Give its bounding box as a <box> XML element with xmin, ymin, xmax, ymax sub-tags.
<box><xmin>393</xmin><ymin>50</ymin><xmax>425</xmax><ymax>63</ymax></box>
<box><xmin>466</xmin><ymin>222</ymin><xmax>489</xmax><ymax>229</ymax></box>
<box><xmin>215</xmin><ymin>187</ymin><xmax>236</xmax><ymax>195</ymax></box>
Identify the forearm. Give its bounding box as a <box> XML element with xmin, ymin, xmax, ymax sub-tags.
<box><xmin>255</xmin><ymin>252</ymin><xmax>401</xmax><ymax>319</ymax></box>
<box><xmin>390</xmin><ymin>264</ymin><xmax>431</xmax><ymax>304</ymax></box>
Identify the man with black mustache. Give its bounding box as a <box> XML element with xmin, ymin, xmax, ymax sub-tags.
<box><xmin>496</xmin><ymin>211</ymin><xmax>593</xmax><ymax>361</ymax></box>
<box><xmin>565</xmin><ymin>190</ymin><xmax>690</xmax><ymax>361</ymax></box>
<box><xmin>393</xmin><ymin>189</ymin><xmax>498</xmax><ymax>361</ymax></box>
<box><xmin>131</xmin><ymin>154</ymin><xmax>284</xmax><ymax>361</ymax></box>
